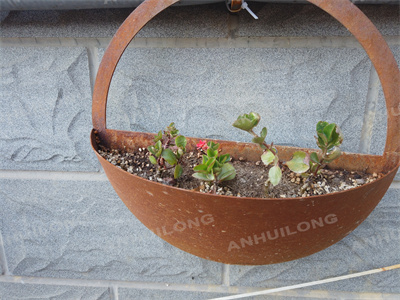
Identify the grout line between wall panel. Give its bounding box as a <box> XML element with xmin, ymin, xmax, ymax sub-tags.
<box><xmin>0</xmin><ymin>275</ymin><xmax>399</xmax><ymax>299</ymax></box>
<box><xmin>1</xmin><ymin>36</ymin><xmax>399</xmax><ymax>49</ymax></box>
<box><xmin>0</xmin><ymin>170</ymin><xmax>108</xmax><ymax>181</ymax></box>
<box><xmin>0</xmin><ymin>275</ymin><xmax>252</xmax><ymax>293</ymax></box>
<box><xmin>0</xmin><ymin>231</ymin><xmax>10</xmax><ymax>275</ymax></box>
<box><xmin>110</xmin><ymin>285</ymin><xmax>119</xmax><ymax>300</ymax></box>
<box><xmin>358</xmin><ymin>65</ymin><xmax>380</xmax><ymax>154</ymax></box>
<box><xmin>222</xmin><ymin>264</ymin><xmax>230</xmax><ymax>286</ymax></box>
<box><xmin>86</xmin><ymin>46</ymin><xmax>100</xmax><ymax>95</ymax></box>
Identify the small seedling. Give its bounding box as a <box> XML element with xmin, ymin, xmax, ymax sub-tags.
<box><xmin>233</xmin><ymin>112</ymin><xmax>281</xmax><ymax>186</ymax></box>
<box><xmin>233</xmin><ymin>113</ymin><xmax>343</xmax><ymax>190</ymax></box>
<box><xmin>285</xmin><ymin>121</ymin><xmax>343</xmax><ymax>177</ymax></box>
<box><xmin>311</xmin><ymin>121</ymin><xmax>343</xmax><ymax>175</ymax></box>
<box><xmin>148</xmin><ymin>123</ymin><xmax>187</xmax><ymax>180</ymax></box>
<box><xmin>193</xmin><ymin>141</ymin><xmax>236</xmax><ymax>193</ymax></box>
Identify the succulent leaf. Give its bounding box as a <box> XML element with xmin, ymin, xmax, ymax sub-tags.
<box><xmin>232</xmin><ymin>112</ymin><xmax>261</xmax><ymax>132</ymax></box>
<box><xmin>261</xmin><ymin>150</ymin><xmax>275</xmax><ymax>166</ymax></box>
<box><xmin>217</xmin><ymin>163</ymin><xmax>236</xmax><ymax>182</ymax></box>
<box><xmin>149</xmin><ymin>155</ymin><xmax>157</xmax><ymax>165</ymax></box>
<box><xmin>175</xmin><ymin>135</ymin><xmax>187</xmax><ymax>149</ymax></box>
<box><xmin>310</xmin><ymin>152</ymin><xmax>320</xmax><ymax>164</ymax></box>
<box><xmin>192</xmin><ymin>172</ymin><xmax>215</xmax><ymax>181</ymax></box>
<box><xmin>161</xmin><ymin>149</ymin><xmax>177</xmax><ymax>165</ymax></box>
<box><xmin>268</xmin><ymin>165</ymin><xmax>282</xmax><ymax>186</ymax></box>
<box><xmin>174</xmin><ymin>164</ymin><xmax>183</xmax><ymax>179</ymax></box>
<box><xmin>324</xmin><ymin>147</ymin><xmax>341</xmax><ymax>163</ymax></box>
<box><xmin>286</xmin><ymin>151</ymin><xmax>310</xmax><ymax>173</ymax></box>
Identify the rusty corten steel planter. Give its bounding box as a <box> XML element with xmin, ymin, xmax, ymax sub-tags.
<box><xmin>91</xmin><ymin>0</ymin><xmax>400</xmax><ymax>265</ymax></box>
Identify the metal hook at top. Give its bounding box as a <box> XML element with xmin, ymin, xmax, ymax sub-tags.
<box><xmin>225</xmin><ymin>0</ymin><xmax>242</xmax><ymax>12</ymax></box>
<box><xmin>225</xmin><ymin>0</ymin><xmax>259</xmax><ymax>19</ymax></box>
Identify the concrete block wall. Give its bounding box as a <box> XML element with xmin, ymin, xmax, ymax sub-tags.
<box><xmin>0</xmin><ymin>3</ymin><xmax>399</xmax><ymax>299</ymax></box>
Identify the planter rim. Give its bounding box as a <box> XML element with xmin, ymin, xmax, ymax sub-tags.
<box><xmin>91</xmin><ymin>129</ymin><xmax>400</xmax><ymax>201</ymax></box>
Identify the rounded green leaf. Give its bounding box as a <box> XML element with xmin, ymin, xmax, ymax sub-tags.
<box><xmin>232</xmin><ymin>112</ymin><xmax>260</xmax><ymax>131</ymax></box>
<box><xmin>207</xmin><ymin>141</ymin><xmax>219</xmax><ymax>151</ymax></box>
<box><xmin>193</xmin><ymin>172</ymin><xmax>215</xmax><ymax>182</ymax></box>
<box><xmin>330</xmin><ymin>125</ymin><xmax>343</xmax><ymax>146</ymax></box>
<box><xmin>213</xmin><ymin>166</ymin><xmax>221</xmax><ymax>174</ymax></box>
<box><xmin>174</xmin><ymin>164</ymin><xmax>183</xmax><ymax>179</ymax></box>
<box><xmin>310</xmin><ymin>152</ymin><xmax>320</xmax><ymax>164</ymax></box>
<box><xmin>161</xmin><ymin>149</ymin><xmax>177</xmax><ymax>165</ymax></box>
<box><xmin>218</xmin><ymin>154</ymin><xmax>230</xmax><ymax>165</ymax></box>
<box><xmin>268</xmin><ymin>165</ymin><xmax>282</xmax><ymax>186</ymax></box>
<box><xmin>175</xmin><ymin>135</ymin><xmax>187</xmax><ymax>149</ymax></box>
<box><xmin>317</xmin><ymin>132</ymin><xmax>328</xmax><ymax>145</ymax></box>
<box><xmin>193</xmin><ymin>164</ymin><xmax>208</xmax><ymax>173</ymax></box>
<box><xmin>206</xmin><ymin>157</ymin><xmax>216</xmax><ymax>172</ymax></box>
<box><xmin>261</xmin><ymin>150</ymin><xmax>275</xmax><ymax>166</ymax></box>
<box><xmin>149</xmin><ymin>155</ymin><xmax>157</xmax><ymax>165</ymax></box>
<box><xmin>207</xmin><ymin>146</ymin><xmax>218</xmax><ymax>158</ymax></box>
<box><xmin>148</xmin><ymin>146</ymin><xmax>157</xmax><ymax>156</ymax></box>
<box><xmin>260</xmin><ymin>127</ymin><xmax>267</xmax><ymax>139</ymax></box>
<box><xmin>324</xmin><ymin>147</ymin><xmax>341</xmax><ymax>163</ymax></box>
<box><xmin>316</xmin><ymin>121</ymin><xmax>329</xmax><ymax>133</ymax></box>
<box><xmin>217</xmin><ymin>163</ymin><xmax>236</xmax><ymax>182</ymax></box>
<box><xmin>155</xmin><ymin>140</ymin><xmax>163</xmax><ymax>156</ymax></box>
<box><xmin>154</xmin><ymin>131</ymin><xmax>163</xmax><ymax>142</ymax></box>
<box><xmin>323</xmin><ymin>123</ymin><xmax>336</xmax><ymax>141</ymax></box>
<box><xmin>286</xmin><ymin>151</ymin><xmax>310</xmax><ymax>173</ymax></box>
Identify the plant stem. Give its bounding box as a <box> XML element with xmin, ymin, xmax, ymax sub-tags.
<box><xmin>162</xmin><ymin>135</ymin><xmax>172</xmax><ymax>149</ymax></box>
<box><xmin>249</xmin><ymin>130</ymin><xmax>277</xmax><ymax>156</ymax></box>
<box><xmin>313</xmin><ymin>163</ymin><xmax>325</xmax><ymax>177</ymax></box>
<box><xmin>264</xmin><ymin>180</ymin><xmax>271</xmax><ymax>196</ymax></box>
<box><xmin>313</xmin><ymin>149</ymin><xmax>327</xmax><ymax>176</ymax></box>
<box><xmin>213</xmin><ymin>181</ymin><xmax>218</xmax><ymax>194</ymax></box>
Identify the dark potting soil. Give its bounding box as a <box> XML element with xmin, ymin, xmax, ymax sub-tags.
<box><xmin>97</xmin><ymin>146</ymin><xmax>381</xmax><ymax>198</ymax></box>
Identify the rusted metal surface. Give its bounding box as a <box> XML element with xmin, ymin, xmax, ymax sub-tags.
<box><xmin>228</xmin><ymin>0</ymin><xmax>243</xmax><ymax>12</ymax></box>
<box><xmin>91</xmin><ymin>0</ymin><xmax>400</xmax><ymax>265</ymax></box>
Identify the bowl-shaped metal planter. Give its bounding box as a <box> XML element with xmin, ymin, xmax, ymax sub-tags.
<box><xmin>91</xmin><ymin>0</ymin><xmax>400</xmax><ymax>265</ymax></box>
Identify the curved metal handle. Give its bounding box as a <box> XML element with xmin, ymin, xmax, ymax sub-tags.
<box><xmin>307</xmin><ymin>0</ymin><xmax>400</xmax><ymax>154</ymax></box>
<box><xmin>92</xmin><ymin>0</ymin><xmax>180</xmax><ymax>133</ymax></box>
<box><xmin>92</xmin><ymin>0</ymin><xmax>400</xmax><ymax>154</ymax></box>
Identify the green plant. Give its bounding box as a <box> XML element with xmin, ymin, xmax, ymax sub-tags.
<box><xmin>193</xmin><ymin>141</ymin><xmax>236</xmax><ymax>193</ymax></box>
<box><xmin>148</xmin><ymin>123</ymin><xmax>187</xmax><ymax>180</ymax></box>
<box><xmin>233</xmin><ymin>113</ymin><xmax>281</xmax><ymax>186</ymax></box>
<box><xmin>285</xmin><ymin>121</ymin><xmax>343</xmax><ymax>178</ymax></box>
<box><xmin>310</xmin><ymin>121</ymin><xmax>343</xmax><ymax>176</ymax></box>
<box><xmin>233</xmin><ymin>113</ymin><xmax>343</xmax><ymax>188</ymax></box>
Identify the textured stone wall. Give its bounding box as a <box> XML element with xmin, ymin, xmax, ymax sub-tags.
<box><xmin>0</xmin><ymin>3</ymin><xmax>399</xmax><ymax>299</ymax></box>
